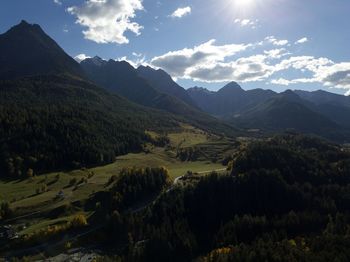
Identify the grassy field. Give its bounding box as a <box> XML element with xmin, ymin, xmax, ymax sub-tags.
<box><xmin>0</xmin><ymin>156</ymin><xmax>222</xmax><ymax>218</ymax></box>
<box><xmin>168</xmin><ymin>124</ymin><xmax>210</xmax><ymax>148</ymax></box>
<box><xmin>0</xmin><ymin>125</ymin><xmax>232</xmax><ymax>237</ymax></box>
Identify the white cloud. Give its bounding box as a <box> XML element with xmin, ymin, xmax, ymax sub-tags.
<box><xmin>265</xmin><ymin>36</ymin><xmax>289</xmax><ymax>46</ymax></box>
<box><xmin>187</xmin><ymin>55</ymin><xmax>275</xmax><ymax>83</ymax></box>
<box><xmin>74</xmin><ymin>54</ymin><xmax>91</xmax><ymax>63</ymax></box>
<box><xmin>116</xmin><ymin>56</ymin><xmax>147</xmax><ymax>68</ymax></box>
<box><xmin>147</xmin><ymin>37</ymin><xmax>350</xmax><ymax>95</ymax></box>
<box><xmin>295</xmin><ymin>37</ymin><xmax>308</xmax><ymax>44</ymax></box>
<box><xmin>67</xmin><ymin>0</ymin><xmax>144</xmax><ymax>44</ymax></box>
<box><xmin>319</xmin><ymin>63</ymin><xmax>350</xmax><ymax>90</ymax></box>
<box><xmin>271</xmin><ymin>78</ymin><xmax>317</xmax><ymax>86</ymax></box>
<box><xmin>264</xmin><ymin>48</ymin><xmax>290</xmax><ymax>59</ymax></box>
<box><xmin>271</xmin><ymin>57</ymin><xmax>350</xmax><ymax>93</ymax></box>
<box><xmin>170</xmin><ymin>7</ymin><xmax>191</xmax><ymax>18</ymax></box>
<box><xmin>132</xmin><ymin>52</ymin><xmax>143</xmax><ymax>57</ymax></box>
<box><xmin>275</xmin><ymin>56</ymin><xmax>333</xmax><ymax>72</ymax></box>
<box><xmin>234</xmin><ymin>19</ymin><xmax>259</xmax><ymax>29</ymax></box>
<box><xmin>53</xmin><ymin>0</ymin><xmax>62</xmax><ymax>5</ymax></box>
<box><xmin>151</xmin><ymin>39</ymin><xmax>251</xmax><ymax>78</ymax></box>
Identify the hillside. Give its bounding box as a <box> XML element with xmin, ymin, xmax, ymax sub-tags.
<box><xmin>0</xmin><ymin>75</ymin><xmax>178</xmax><ymax>178</ymax></box>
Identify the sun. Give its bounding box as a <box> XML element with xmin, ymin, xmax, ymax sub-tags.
<box><xmin>234</xmin><ymin>0</ymin><xmax>255</xmax><ymax>9</ymax></box>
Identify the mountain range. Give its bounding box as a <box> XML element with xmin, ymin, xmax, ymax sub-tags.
<box><xmin>188</xmin><ymin>84</ymin><xmax>350</xmax><ymax>142</ymax></box>
<box><xmin>80</xmin><ymin>55</ymin><xmax>235</xmax><ymax>134</ymax></box>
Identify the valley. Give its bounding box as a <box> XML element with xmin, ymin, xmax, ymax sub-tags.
<box><xmin>0</xmin><ymin>125</ymin><xmax>232</xmax><ymax>247</ymax></box>
<box><xmin>0</xmin><ymin>16</ymin><xmax>350</xmax><ymax>261</ymax></box>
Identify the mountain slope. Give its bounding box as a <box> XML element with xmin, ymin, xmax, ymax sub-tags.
<box><xmin>81</xmin><ymin>58</ymin><xmax>162</xmax><ymax>107</ymax></box>
<box><xmin>137</xmin><ymin>65</ymin><xmax>198</xmax><ymax>107</ymax></box>
<box><xmin>0</xmin><ymin>20</ymin><xmax>84</xmax><ymax>79</ymax></box>
<box><xmin>81</xmin><ymin>58</ymin><xmax>238</xmax><ymax>135</ymax></box>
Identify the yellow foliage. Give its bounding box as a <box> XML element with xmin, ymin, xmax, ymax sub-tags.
<box><xmin>70</xmin><ymin>214</ymin><xmax>88</xmax><ymax>228</ymax></box>
<box><xmin>289</xmin><ymin>239</ymin><xmax>297</xmax><ymax>247</ymax></box>
<box><xmin>201</xmin><ymin>247</ymin><xmax>234</xmax><ymax>262</ymax></box>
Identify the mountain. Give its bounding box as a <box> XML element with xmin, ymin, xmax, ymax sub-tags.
<box><xmin>187</xmin><ymin>82</ymin><xmax>276</xmax><ymax>117</ymax></box>
<box><xmin>81</xmin><ymin>58</ymin><xmax>162</xmax><ymax>107</ymax></box>
<box><xmin>137</xmin><ymin>65</ymin><xmax>198</xmax><ymax>108</ymax></box>
<box><xmin>81</xmin><ymin>58</ymin><xmax>237</xmax><ymax>134</ymax></box>
<box><xmin>81</xmin><ymin>58</ymin><xmax>197</xmax><ymax>114</ymax></box>
<box><xmin>295</xmin><ymin>90</ymin><xmax>350</xmax><ymax>128</ymax></box>
<box><xmin>0</xmin><ymin>21</ymin><xmax>181</xmax><ymax>178</ymax></box>
<box><xmin>188</xmin><ymin>83</ymin><xmax>350</xmax><ymax>142</ymax></box>
<box><xmin>0</xmin><ymin>20</ymin><xmax>84</xmax><ymax>79</ymax></box>
<box><xmin>295</xmin><ymin>89</ymin><xmax>350</xmax><ymax>108</ymax></box>
<box><xmin>231</xmin><ymin>90</ymin><xmax>350</xmax><ymax>142</ymax></box>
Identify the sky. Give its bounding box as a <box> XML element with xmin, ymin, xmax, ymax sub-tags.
<box><xmin>1</xmin><ymin>0</ymin><xmax>350</xmax><ymax>95</ymax></box>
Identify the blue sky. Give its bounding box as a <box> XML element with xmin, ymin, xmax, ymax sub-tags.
<box><xmin>1</xmin><ymin>0</ymin><xmax>350</xmax><ymax>94</ymax></box>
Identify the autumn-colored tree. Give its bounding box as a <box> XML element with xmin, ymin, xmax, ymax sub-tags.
<box><xmin>70</xmin><ymin>214</ymin><xmax>88</xmax><ymax>228</ymax></box>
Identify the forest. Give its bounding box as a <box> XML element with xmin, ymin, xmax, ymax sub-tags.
<box><xmin>0</xmin><ymin>75</ymin><xmax>179</xmax><ymax>178</ymax></box>
<box><xmin>84</xmin><ymin>135</ymin><xmax>350</xmax><ymax>261</ymax></box>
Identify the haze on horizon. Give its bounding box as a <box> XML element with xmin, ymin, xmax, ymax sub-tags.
<box><xmin>1</xmin><ymin>0</ymin><xmax>350</xmax><ymax>95</ymax></box>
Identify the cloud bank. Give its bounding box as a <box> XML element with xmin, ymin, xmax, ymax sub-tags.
<box><xmin>149</xmin><ymin>37</ymin><xmax>350</xmax><ymax>94</ymax></box>
<box><xmin>151</xmin><ymin>39</ymin><xmax>251</xmax><ymax>78</ymax></box>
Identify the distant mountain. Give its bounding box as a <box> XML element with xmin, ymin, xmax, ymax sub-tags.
<box><xmin>81</xmin><ymin>58</ymin><xmax>237</xmax><ymax>134</ymax></box>
<box><xmin>137</xmin><ymin>65</ymin><xmax>198</xmax><ymax>108</ymax></box>
<box><xmin>0</xmin><ymin>20</ymin><xmax>84</xmax><ymax>79</ymax></box>
<box><xmin>295</xmin><ymin>89</ymin><xmax>350</xmax><ymax>129</ymax></box>
<box><xmin>231</xmin><ymin>90</ymin><xmax>350</xmax><ymax>142</ymax></box>
<box><xmin>187</xmin><ymin>82</ymin><xmax>276</xmax><ymax>117</ymax></box>
<box><xmin>295</xmin><ymin>89</ymin><xmax>350</xmax><ymax>108</ymax></box>
<box><xmin>189</xmin><ymin>83</ymin><xmax>350</xmax><ymax>142</ymax></box>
